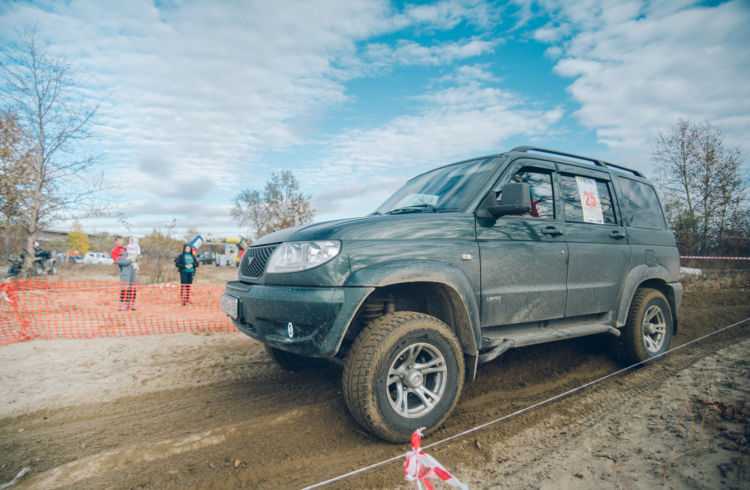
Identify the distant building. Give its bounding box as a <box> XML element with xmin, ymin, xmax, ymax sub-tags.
<box><xmin>0</xmin><ymin>227</ymin><xmax>105</xmax><ymax>259</ymax></box>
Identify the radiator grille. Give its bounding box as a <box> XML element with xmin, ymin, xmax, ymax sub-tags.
<box><xmin>240</xmin><ymin>245</ymin><xmax>277</xmax><ymax>279</ymax></box>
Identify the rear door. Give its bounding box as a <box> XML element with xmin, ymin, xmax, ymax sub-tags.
<box><xmin>557</xmin><ymin>165</ymin><xmax>631</xmax><ymax>317</ymax></box>
<box><xmin>477</xmin><ymin>159</ymin><xmax>568</xmax><ymax>327</ymax></box>
<box><xmin>615</xmin><ymin>176</ymin><xmax>679</xmax><ymax>278</ymax></box>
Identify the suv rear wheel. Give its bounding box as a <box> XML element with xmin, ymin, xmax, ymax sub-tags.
<box><xmin>342</xmin><ymin>311</ymin><xmax>464</xmax><ymax>442</ymax></box>
<box><xmin>617</xmin><ymin>288</ymin><xmax>673</xmax><ymax>364</ymax></box>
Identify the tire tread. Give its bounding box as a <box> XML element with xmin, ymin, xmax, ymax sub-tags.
<box><xmin>616</xmin><ymin>287</ymin><xmax>672</xmax><ymax>365</ymax></box>
<box><xmin>342</xmin><ymin>311</ymin><xmax>463</xmax><ymax>442</ymax></box>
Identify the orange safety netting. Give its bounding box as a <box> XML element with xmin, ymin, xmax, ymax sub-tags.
<box><xmin>0</xmin><ymin>279</ymin><xmax>236</xmax><ymax>345</ymax></box>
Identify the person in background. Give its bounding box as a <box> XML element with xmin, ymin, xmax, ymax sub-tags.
<box><xmin>126</xmin><ymin>236</ymin><xmax>141</xmax><ymax>271</ymax></box>
<box><xmin>111</xmin><ymin>235</ymin><xmax>137</xmax><ymax>311</ymax></box>
<box><xmin>174</xmin><ymin>243</ymin><xmax>199</xmax><ymax>305</ymax></box>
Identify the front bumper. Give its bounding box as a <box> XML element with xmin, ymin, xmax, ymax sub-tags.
<box><xmin>223</xmin><ymin>281</ymin><xmax>373</xmax><ymax>357</ymax></box>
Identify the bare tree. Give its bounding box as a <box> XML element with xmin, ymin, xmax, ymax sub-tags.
<box><xmin>0</xmin><ymin>28</ymin><xmax>101</xmax><ymax>276</ymax></box>
<box><xmin>231</xmin><ymin>170</ymin><xmax>314</xmax><ymax>239</ymax></box>
<box><xmin>653</xmin><ymin>120</ymin><xmax>698</xmax><ymax>236</ymax></box>
<box><xmin>139</xmin><ymin>220</ymin><xmax>182</xmax><ymax>284</ymax></box>
<box><xmin>183</xmin><ymin>227</ymin><xmax>201</xmax><ymax>244</ymax></box>
<box><xmin>652</xmin><ymin>119</ymin><xmax>746</xmax><ymax>255</ymax></box>
<box><xmin>0</xmin><ymin>110</ymin><xmax>34</xmax><ymax>224</ymax></box>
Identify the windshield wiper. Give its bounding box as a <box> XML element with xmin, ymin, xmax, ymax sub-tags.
<box><xmin>384</xmin><ymin>204</ymin><xmax>438</xmax><ymax>215</ymax></box>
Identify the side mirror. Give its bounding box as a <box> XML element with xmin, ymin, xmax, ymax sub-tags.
<box><xmin>488</xmin><ymin>182</ymin><xmax>531</xmax><ymax>218</ymax></box>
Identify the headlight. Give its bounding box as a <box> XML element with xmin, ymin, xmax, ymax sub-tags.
<box><xmin>266</xmin><ymin>240</ymin><xmax>341</xmax><ymax>273</ymax></box>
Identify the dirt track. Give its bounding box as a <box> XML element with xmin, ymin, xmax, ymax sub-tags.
<box><xmin>1</xmin><ymin>288</ymin><xmax>748</xmax><ymax>489</ymax></box>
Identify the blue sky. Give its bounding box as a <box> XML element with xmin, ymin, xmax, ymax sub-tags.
<box><xmin>1</xmin><ymin>0</ymin><xmax>748</xmax><ymax>240</ymax></box>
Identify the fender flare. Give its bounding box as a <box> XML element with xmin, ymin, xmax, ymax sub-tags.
<box><xmin>345</xmin><ymin>260</ymin><xmax>482</xmax><ymax>358</ymax></box>
<box><xmin>615</xmin><ymin>264</ymin><xmax>680</xmax><ymax>331</ymax></box>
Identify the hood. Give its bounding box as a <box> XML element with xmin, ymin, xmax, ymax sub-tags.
<box><xmin>252</xmin><ymin>213</ymin><xmax>476</xmax><ymax>245</ymax></box>
<box><xmin>252</xmin><ymin>217</ymin><xmax>366</xmax><ymax>245</ymax></box>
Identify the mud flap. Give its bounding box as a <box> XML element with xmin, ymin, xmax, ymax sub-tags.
<box><xmin>465</xmin><ymin>353</ymin><xmax>479</xmax><ymax>381</ymax></box>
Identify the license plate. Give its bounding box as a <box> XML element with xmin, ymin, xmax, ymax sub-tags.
<box><xmin>221</xmin><ymin>294</ymin><xmax>239</xmax><ymax>320</ymax></box>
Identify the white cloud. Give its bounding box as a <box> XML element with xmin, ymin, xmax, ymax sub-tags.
<box><xmin>84</xmin><ymin>201</ymin><xmax>241</xmax><ymax>236</ymax></box>
<box><xmin>390</xmin><ymin>38</ymin><xmax>499</xmax><ymax>66</ymax></box>
<box><xmin>0</xmin><ymin>0</ymin><xmax>521</xmax><ymax>233</ymax></box>
<box><xmin>350</xmin><ymin>36</ymin><xmax>500</xmax><ymax>79</ymax></box>
<box><xmin>438</xmin><ymin>63</ymin><xmax>500</xmax><ymax>85</ymax></box>
<box><xmin>1</xmin><ymin>0</ymin><xmax>392</xmax><ymax>179</ymax></box>
<box><xmin>303</xmin><ymin>79</ymin><xmax>563</xmax><ymax>220</ymax></box>
<box><xmin>311</xmin><ymin>177</ymin><xmax>404</xmax><ymax>218</ymax></box>
<box><xmin>401</xmin><ymin>0</ymin><xmax>502</xmax><ymax>31</ymax></box>
<box><xmin>12</xmin><ymin>0</ymin><xmax>699</xmax><ymax>236</ymax></box>
<box><xmin>538</xmin><ymin>1</ymin><xmax>750</xmax><ymax>157</ymax></box>
<box><xmin>0</xmin><ymin>0</ymin><xmax>509</xmax><ymax>186</ymax></box>
<box><xmin>532</xmin><ymin>22</ymin><xmax>570</xmax><ymax>43</ymax></box>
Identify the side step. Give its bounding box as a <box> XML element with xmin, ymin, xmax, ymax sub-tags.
<box><xmin>478</xmin><ymin>322</ymin><xmax>620</xmax><ymax>364</ymax></box>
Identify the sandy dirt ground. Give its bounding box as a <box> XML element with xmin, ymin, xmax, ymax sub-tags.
<box><xmin>0</xmin><ymin>286</ymin><xmax>748</xmax><ymax>489</ymax></box>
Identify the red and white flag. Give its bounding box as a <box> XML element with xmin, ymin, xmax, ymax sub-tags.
<box><xmin>404</xmin><ymin>428</ymin><xmax>467</xmax><ymax>490</ymax></box>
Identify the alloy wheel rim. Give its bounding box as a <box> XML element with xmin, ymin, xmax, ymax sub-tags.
<box><xmin>642</xmin><ymin>304</ymin><xmax>667</xmax><ymax>353</ymax></box>
<box><xmin>386</xmin><ymin>342</ymin><xmax>447</xmax><ymax>418</ymax></box>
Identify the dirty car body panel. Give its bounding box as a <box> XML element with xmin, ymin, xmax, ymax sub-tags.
<box><xmin>221</xmin><ymin>146</ymin><xmax>683</xmax><ymax>442</ymax></box>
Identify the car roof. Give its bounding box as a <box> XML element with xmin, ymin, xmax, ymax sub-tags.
<box><xmin>408</xmin><ymin>146</ymin><xmax>645</xmax><ymax>184</ymax></box>
<box><xmin>508</xmin><ymin>146</ymin><xmax>644</xmax><ymax>178</ymax></box>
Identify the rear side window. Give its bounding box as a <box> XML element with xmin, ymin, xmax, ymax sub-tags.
<box><xmin>617</xmin><ymin>177</ymin><xmax>666</xmax><ymax>229</ymax></box>
<box><xmin>559</xmin><ymin>174</ymin><xmax>616</xmax><ymax>224</ymax></box>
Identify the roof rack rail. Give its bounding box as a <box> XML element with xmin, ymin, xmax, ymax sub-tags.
<box><xmin>511</xmin><ymin>146</ymin><xmax>644</xmax><ymax>178</ymax></box>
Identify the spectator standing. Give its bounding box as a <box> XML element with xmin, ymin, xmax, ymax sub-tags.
<box><xmin>111</xmin><ymin>235</ymin><xmax>137</xmax><ymax>311</ymax></box>
<box><xmin>174</xmin><ymin>243</ymin><xmax>199</xmax><ymax>305</ymax></box>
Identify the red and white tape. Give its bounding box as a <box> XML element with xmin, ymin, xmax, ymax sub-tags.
<box><xmin>405</xmin><ymin>428</ymin><xmax>467</xmax><ymax>490</ymax></box>
<box><xmin>680</xmin><ymin>256</ymin><xmax>750</xmax><ymax>261</ymax></box>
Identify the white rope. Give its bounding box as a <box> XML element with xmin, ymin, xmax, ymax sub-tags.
<box><xmin>303</xmin><ymin>315</ymin><xmax>750</xmax><ymax>489</ymax></box>
<box><xmin>0</xmin><ymin>468</ymin><xmax>30</xmax><ymax>490</ymax></box>
<box><xmin>680</xmin><ymin>256</ymin><xmax>750</xmax><ymax>260</ymax></box>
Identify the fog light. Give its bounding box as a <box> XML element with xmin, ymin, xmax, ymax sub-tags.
<box><xmin>287</xmin><ymin>322</ymin><xmax>294</xmax><ymax>338</ymax></box>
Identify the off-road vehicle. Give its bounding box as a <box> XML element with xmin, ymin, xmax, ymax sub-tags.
<box><xmin>222</xmin><ymin>146</ymin><xmax>682</xmax><ymax>442</ymax></box>
<box><xmin>7</xmin><ymin>249</ymin><xmax>58</xmax><ymax>276</ymax></box>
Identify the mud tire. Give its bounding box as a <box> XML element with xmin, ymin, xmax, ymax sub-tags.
<box><xmin>616</xmin><ymin>288</ymin><xmax>673</xmax><ymax>365</ymax></box>
<box><xmin>342</xmin><ymin>311</ymin><xmax>464</xmax><ymax>443</ymax></box>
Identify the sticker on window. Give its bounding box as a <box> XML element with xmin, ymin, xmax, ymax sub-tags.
<box><xmin>575</xmin><ymin>176</ymin><xmax>604</xmax><ymax>224</ymax></box>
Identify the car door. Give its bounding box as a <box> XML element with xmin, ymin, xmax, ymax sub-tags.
<box><xmin>476</xmin><ymin>160</ymin><xmax>568</xmax><ymax>327</ymax></box>
<box><xmin>556</xmin><ymin>165</ymin><xmax>631</xmax><ymax>317</ymax></box>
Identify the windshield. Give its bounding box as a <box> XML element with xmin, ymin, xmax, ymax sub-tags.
<box><xmin>373</xmin><ymin>157</ymin><xmax>498</xmax><ymax>215</ymax></box>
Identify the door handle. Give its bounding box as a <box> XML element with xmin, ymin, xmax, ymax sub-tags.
<box><xmin>541</xmin><ymin>225</ymin><xmax>563</xmax><ymax>236</ymax></box>
<box><xmin>609</xmin><ymin>230</ymin><xmax>626</xmax><ymax>239</ymax></box>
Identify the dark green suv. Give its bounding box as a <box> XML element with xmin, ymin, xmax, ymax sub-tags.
<box><xmin>221</xmin><ymin>146</ymin><xmax>682</xmax><ymax>442</ymax></box>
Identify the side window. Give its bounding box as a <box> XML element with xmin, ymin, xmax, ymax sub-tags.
<box><xmin>617</xmin><ymin>177</ymin><xmax>667</xmax><ymax>229</ymax></box>
<box><xmin>559</xmin><ymin>174</ymin><xmax>617</xmax><ymax>224</ymax></box>
<box><xmin>505</xmin><ymin>169</ymin><xmax>554</xmax><ymax>219</ymax></box>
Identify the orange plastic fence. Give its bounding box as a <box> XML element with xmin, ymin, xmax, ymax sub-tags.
<box><xmin>0</xmin><ymin>279</ymin><xmax>236</xmax><ymax>345</ymax></box>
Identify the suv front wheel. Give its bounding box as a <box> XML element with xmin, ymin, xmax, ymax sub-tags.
<box><xmin>617</xmin><ymin>288</ymin><xmax>673</xmax><ymax>364</ymax></box>
<box><xmin>342</xmin><ymin>311</ymin><xmax>464</xmax><ymax>442</ymax></box>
